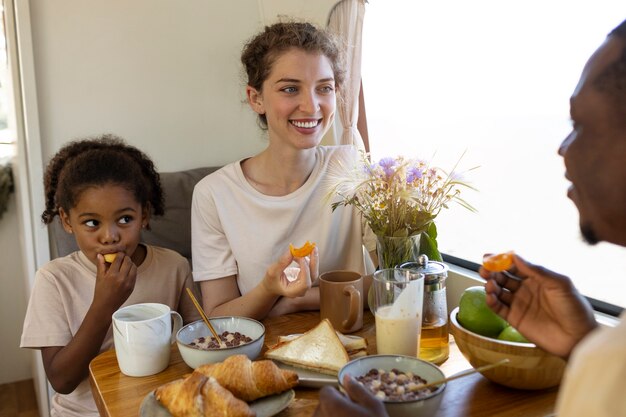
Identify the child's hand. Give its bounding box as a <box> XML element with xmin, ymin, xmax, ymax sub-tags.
<box><xmin>262</xmin><ymin>248</ymin><xmax>315</xmax><ymax>298</ymax></box>
<box><xmin>93</xmin><ymin>252</ymin><xmax>137</xmax><ymax>314</ymax></box>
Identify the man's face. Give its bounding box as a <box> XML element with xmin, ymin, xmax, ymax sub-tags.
<box><xmin>559</xmin><ymin>36</ymin><xmax>626</xmax><ymax>246</ymax></box>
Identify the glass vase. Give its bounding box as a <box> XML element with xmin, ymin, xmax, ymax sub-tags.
<box><xmin>375</xmin><ymin>234</ymin><xmax>422</xmax><ymax>269</ymax></box>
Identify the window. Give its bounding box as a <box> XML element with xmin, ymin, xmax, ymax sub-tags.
<box><xmin>362</xmin><ymin>0</ymin><xmax>626</xmax><ymax>310</ymax></box>
<box><xmin>0</xmin><ymin>1</ymin><xmax>13</xmax><ymax>160</ymax></box>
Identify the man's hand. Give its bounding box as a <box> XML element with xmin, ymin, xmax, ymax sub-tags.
<box><xmin>313</xmin><ymin>375</ymin><xmax>388</xmax><ymax>417</ymax></box>
<box><xmin>480</xmin><ymin>253</ymin><xmax>597</xmax><ymax>358</ymax></box>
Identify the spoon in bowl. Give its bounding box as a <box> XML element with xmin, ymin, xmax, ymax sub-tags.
<box><xmin>185</xmin><ymin>288</ymin><xmax>226</xmax><ymax>349</ymax></box>
<box><xmin>409</xmin><ymin>358</ymin><xmax>510</xmax><ymax>391</ymax></box>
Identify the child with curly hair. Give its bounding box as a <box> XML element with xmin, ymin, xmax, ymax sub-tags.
<box><xmin>21</xmin><ymin>134</ymin><xmax>200</xmax><ymax>417</ymax></box>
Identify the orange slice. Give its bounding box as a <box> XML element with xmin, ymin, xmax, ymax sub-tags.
<box><xmin>103</xmin><ymin>254</ymin><xmax>117</xmax><ymax>263</ymax></box>
<box><xmin>482</xmin><ymin>251</ymin><xmax>514</xmax><ymax>272</ymax></box>
<box><xmin>289</xmin><ymin>241</ymin><xmax>316</xmax><ymax>258</ymax></box>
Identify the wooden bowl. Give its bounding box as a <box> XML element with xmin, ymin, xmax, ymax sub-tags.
<box><xmin>450</xmin><ymin>307</ymin><xmax>566</xmax><ymax>390</ymax></box>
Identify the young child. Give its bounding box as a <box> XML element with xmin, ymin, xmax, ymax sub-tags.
<box><xmin>20</xmin><ymin>134</ymin><xmax>200</xmax><ymax>417</ymax></box>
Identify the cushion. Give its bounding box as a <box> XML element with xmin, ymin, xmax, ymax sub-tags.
<box><xmin>142</xmin><ymin>166</ymin><xmax>218</xmax><ymax>261</ymax></box>
<box><xmin>49</xmin><ymin>166</ymin><xmax>220</xmax><ymax>263</ymax></box>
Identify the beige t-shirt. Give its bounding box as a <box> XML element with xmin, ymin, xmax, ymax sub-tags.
<box><xmin>555</xmin><ymin>311</ymin><xmax>626</xmax><ymax>416</ymax></box>
<box><xmin>191</xmin><ymin>145</ymin><xmax>376</xmax><ymax>294</ymax></box>
<box><xmin>20</xmin><ymin>245</ymin><xmax>200</xmax><ymax>417</ymax></box>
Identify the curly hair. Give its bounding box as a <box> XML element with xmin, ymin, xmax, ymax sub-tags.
<box><xmin>594</xmin><ymin>19</ymin><xmax>626</xmax><ymax>125</ymax></box>
<box><xmin>41</xmin><ymin>134</ymin><xmax>164</xmax><ymax>226</ymax></box>
<box><xmin>241</xmin><ymin>21</ymin><xmax>345</xmax><ymax>129</ymax></box>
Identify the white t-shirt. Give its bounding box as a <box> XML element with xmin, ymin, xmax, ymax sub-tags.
<box><xmin>191</xmin><ymin>145</ymin><xmax>376</xmax><ymax>294</ymax></box>
<box><xmin>554</xmin><ymin>311</ymin><xmax>626</xmax><ymax>416</ymax></box>
<box><xmin>20</xmin><ymin>245</ymin><xmax>200</xmax><ymax>417</ymax></box>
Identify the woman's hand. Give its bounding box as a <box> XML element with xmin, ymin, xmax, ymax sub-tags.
<box><xmin>313</xmin><ymin>375</ymin><xmax>388</xmax><ymax>417</ymax></box>
<box><xmin>262</xmin><ymin>247</ymin><xmax>318</xmax><ymax>298</ymax></box>
<box><xmin>480</xmin><ymin>253</ymin><xmax>597</xmax><ymax>359</ymax></box>
<box><xmin>308</xmin><ymin>246</ymin><xmax>320</xmax><ymax>286</ymax></box>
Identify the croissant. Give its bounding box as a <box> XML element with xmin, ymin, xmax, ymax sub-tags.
<box><xmin>193</xmin><ymin>354</ymin><xmax>299</xmax><ymax>402</ymax></box>
<box><xmin>154</xmin><ymin>372</ymin><xmax>255</xmax><ymax>417</ymax></box>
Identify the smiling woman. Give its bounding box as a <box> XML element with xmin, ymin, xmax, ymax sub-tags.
<box><xmin>191</xmin><ymin>21</ymin><xmax>376</xmax><ymax>321</ymax></box>
<box><xmin>361</xmin><ymin>0</ymin><xmax>626</xmax><ymax>310</ymax></box>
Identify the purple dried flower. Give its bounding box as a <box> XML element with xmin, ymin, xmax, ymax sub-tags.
<box><xmin>378</xmin><ymin>157</ymin><xmax>396</xmax><ymax>168</ymax></box>
<box><xmin>376</xmin><ymin>157</ymin><xmax>397</xmax><ymax>178</ymax></box>
<box><xmin>406</xmin><ymin>167</ymin><xmax>423</xmax><ymax>183</ymax></box>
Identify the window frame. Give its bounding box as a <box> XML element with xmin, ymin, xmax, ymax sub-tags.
<box><xmin>442</xmin><ymin>254</ymin><xmax>624</xmax><ymax>317</ymax></box>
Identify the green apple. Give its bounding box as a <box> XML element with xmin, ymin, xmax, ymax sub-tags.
<box><xmin>457</xmin><ymin>286</ymin><xmax>508</xmax><ymax>338</ymax></box>
<box><xmin>497</xmin><ymin>325</ymin><xmax>530</xmax><ymax>343</ymax></box>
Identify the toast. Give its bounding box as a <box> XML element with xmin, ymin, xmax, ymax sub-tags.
<box><xmin>277</xmin><ymin>330</ymin><xmax>367</xmax><ymax>359</ymax></box>
<box><xmin>265</xmin><ymin>319</ymin><xmax>350</xmax><ymax>375</ymax></box>
<box><xmin>338</xmin><ymin>332</ymin><xmax>368</xmax><ymax>358</ymax></box>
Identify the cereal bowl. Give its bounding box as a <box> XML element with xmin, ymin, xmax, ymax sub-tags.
<box><xmin>176</xmin><ymin>316</ymin><xmax>265</xmax><ymax>369</ymax></box>
<box><xmin>338</xmin><ymin>355</ymin><xmax>446</xmax><ymax>417</ymax></box>
<box><xmin>450</xmin><ymin>307</ymin><xmax>566</xmax><ymax>390</ymax></box>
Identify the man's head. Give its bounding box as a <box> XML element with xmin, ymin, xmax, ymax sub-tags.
<box><xmin>559</xmin><ymin>19</ymin><xmax>626</xmax><ymax>246</ymax></box>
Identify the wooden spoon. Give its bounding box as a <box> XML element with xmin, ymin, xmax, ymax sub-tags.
<box><xmin>410</xmin><ymin>358</ymin><xmax>510</xmax><ymax>391</ymax></box>
<box><xmin>185</xmin><ymin>288</ymin><xmax>226</xmax><ymax>349</ymax></box>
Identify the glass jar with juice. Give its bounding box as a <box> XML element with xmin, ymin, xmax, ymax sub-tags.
<box><xmin>400</xmin><ymin>255</ymin><xmax>449</xmax><ymax>364</ymax></box>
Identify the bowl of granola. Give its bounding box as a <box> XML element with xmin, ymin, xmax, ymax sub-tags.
<box><xmin>176</xmin><ymin>316</ymin><xmax>265</xmax><ymax>368</ymax></box>
<box><xmin>338</xmin><ymin>355</ymin><xmax>446</xmax><ymax>417</ymax></box>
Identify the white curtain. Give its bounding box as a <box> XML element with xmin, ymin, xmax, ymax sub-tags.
<box><xmin>327</xmin><ymin>0</ymin><xmax>366</xmax><ymax>150</ymax></box>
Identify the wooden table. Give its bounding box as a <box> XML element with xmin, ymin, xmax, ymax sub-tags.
<box><xmin>89</xmin><ymin>311</ymin><xmax>559</xmax><ymax>417</ymax></box>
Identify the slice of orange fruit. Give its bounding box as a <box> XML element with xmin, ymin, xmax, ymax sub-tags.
<box><xmin>482</xmin><ymin>251</ymin><xmax>514</xmax><ymax>272</ymax></box>
<box><xmin>103</xmin><ymin>254</ymin><xmax>117</xmax><ymax>263</ymax></box>
<box><xmin>289</xmin><ymin>241</ymin><xmax>316</xmax><ymax>258</ymax></box>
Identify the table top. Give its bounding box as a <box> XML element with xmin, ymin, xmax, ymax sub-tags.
<box><xmin>89</xmin><ymin>311</ymin><xmax>559</xmax><ymax>417</ymax></box>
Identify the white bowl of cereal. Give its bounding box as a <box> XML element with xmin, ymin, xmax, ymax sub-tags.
<box><xmin>338</xmin><ymin>355</ymin><xmax>446</xmax><ymax>417</ymax></box>
<box><xmin>176</xmin><ymin>316</ymin><xmax>265</xmax><ymax>369</ymax></box>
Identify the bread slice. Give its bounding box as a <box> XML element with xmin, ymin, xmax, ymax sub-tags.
<box><xmin>277</xmin><ymin>330</ymin><xmax>367</xmax><ymax>359</ymax></box>
<box><xmin>265</xmin><ymin>319</ymin><xmax>350</xmax><ymax>375</ymax></box>
<box><xmin>336</xmin><ymin>332</ymin><xmax>368</xmax><ymax>358</ymax></box>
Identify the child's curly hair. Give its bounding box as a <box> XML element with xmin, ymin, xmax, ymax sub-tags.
<box><xmin>41</xmin><ymin>134</ymin><xmax>164</xmax><ymax>226</ymax></box>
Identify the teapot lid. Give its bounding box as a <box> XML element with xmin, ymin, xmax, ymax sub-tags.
<box><xmin>399</xmin><ymin>255</ymin><xmax>448</xmax><ymax>284</ymax></box>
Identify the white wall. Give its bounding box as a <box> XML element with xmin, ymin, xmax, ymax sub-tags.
<box><xmin>29</xmin><ymin>0</ymin><xmax>338</xmax><ymax>170</ymax></box>
<box><xmin>1</xmin><ymin>0</ymin><xmax>340</xmax><ymax>397</ymax></box>
<box><xmin>30</xmin><ymin>1</ymin><xmax>252</xmax><ymax>170</ymax></box>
